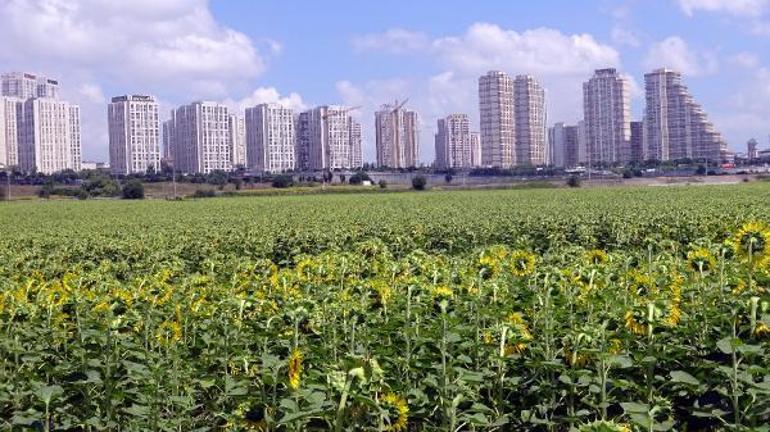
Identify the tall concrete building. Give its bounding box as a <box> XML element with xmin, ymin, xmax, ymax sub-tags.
<box><xmin>577</xmin><ymin>120</ymin><xmax>588</xmax><ymax>165</ymax></box>
<box><xmin>434</xmin><ymin>114</ymin><xmax>472</xmax><ymax>170</ymax></box>
<box><xmin>643</xmin><ymin>68</ymin><xmax>726</xmax><ymax>162</ymax></box>
<box><xmin>170</xmin><ymin>101</ymin><xmax>231</xmax><ymax>174</ymax></box>
<box><xmin>108</xmin><ymin>95</ymin><xmax>161</xmax><ymax>175</ymax></box>
<box><xmin>1</xmin><ymin>72</ymin><xmax>59</xmax><ymax>100</ymax></box>
<box><xmin>245</xmin><ymin>103</ymin><xmax>295</xmax><ymax>173</ymax></box>
<box><xmin>470</xmin><ymin>132</ymin><xmax>482</xmax><ymax>168</ymax></box>
<box><xmin>1</xmin><ymin>72</ymin><xmax>80</xmax><ymax>174</ymax></box>
<box><xmin>162</xmin><ymin>116</ymin><xmax>175</xmax><ymax>161</ymax></box>
<box><xmin>297</xmin><ymin>106</ymin><xmax>361</xmax><ymax>171</ymax></box>
<box><xmin>583</xmin><ymin>68</ymin><xmax>631</xmax><ymax>166</ymax></box>
<box><xmin>375</xmin><ymin>102</ymin><xmax>420</xmax><ymax>168</ymax></box>
<box><xmin>479</xmin><ymin>71</ymin><xmax>514</xmax><ymax>168</ymax></box>
<box><xmin>18</xmin><ymin>98</ymin><xmax>82</xmax><ymax>174</ymax></box>
<box><xmin>548</xmin><ymin>123</ymin><xmax>581</xmax><ymax>168</ymax></box>
<box><xmin>747</xmin><ymin>138</ymin><xmax>759</xmax><ymax>160</ymax></box>
<box><xmin>0</xmin><ymin>97</ymin><xmax>21</xmax><ymax>168</ymax></box>
<box><xmin>514</xmin><ymin>75</ymin><xmax>547</xmax><ymax>166</ymax></box>
<box><xmin>630</xmin><ymin>121</ymin><xmax>644</xmax><ymax>163</ymax></box>
<box><xmin>229</xmin><ymin>115</ymin><xmax>247</xmax><ymax>168</ymax></box>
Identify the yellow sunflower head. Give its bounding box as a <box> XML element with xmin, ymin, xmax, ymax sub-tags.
<box><xmin>729</xmin><ymin>221</ymin><xmax>770</xmax><ymax>264</ymax></box>
<box><xmin>509</xmin><ymin>250</ymin><xmax>536</xmax><ymax>277</ymax></box>
<box><xmin>584</xmin><ymin>249</ymin><xmax>609</xmax><ymax>266</ymax></box>
<box><xmin>287</xmin><ymin>348</ymin><xmax>303</xmax><ymax>390</ymax></box>
<box><xmin>687</xmin><ymin>247</ymin><xmax>717</xmax><ymax>273</ymax></box>
<box><xmin>578</xmin><ymin>420</ymin><xmax>633</xmax><ymax>432</ymax></box>
<box><xmin>381</xmin><ymin>393</ymin><xmax>409</xmax><ymax>432</ymax></box>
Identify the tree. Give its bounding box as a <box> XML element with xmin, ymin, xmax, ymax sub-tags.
<box><xmin>378</xmin><ymin>180</ymin><xmax>387</xmax><ymax>189</ymax></box>
<box><xmin>272</xmin><ymin>175</ymin><xmax>294</xmax><ymax>188</ymax></box>
<box><xmin>207</xmin><ymin>170</ymin><xmax>229</xmax><ymax>190</ymax></box>
<box><xmin>339</xmin><ymin>174</ymin><xmax>346</xmax><ymax>184</ymax></box>
<box><xmin>567</xmin><ymin>176</ymin><xmax>581</xmax><ymax>188</ymax></box>
<box><xmin>412</xmin><ymin>176</ymin><xmax>427</xmax><ymax>191</ymax></box>
<box><xmin>695</xmin><ymin>165</ymin><xmax>707</xmax><ymax>175</ymax></box>
<box><xmin>122</xmin><ymin>179</ymin><xmax>145</xmax><ymax>200</ymax></box>
<box><xmin>349</xmin><ymin>172</ymin><xmax>371</xmax><ymax>185</ymax></box>
<box><xmin>444</xmin><ymin>173</ymin><xmax>454</xmax><ymax>184</ymax></box>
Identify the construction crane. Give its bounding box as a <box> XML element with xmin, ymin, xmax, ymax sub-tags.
<box><xmin>321</xmin><ymin>105</ymin><xmax>361</xmax><ymax>120</ymax></box>
<box><xmin>391</xmin><ymin>98</ymin><xmax>409</xmax><ymax>113</ymax></box>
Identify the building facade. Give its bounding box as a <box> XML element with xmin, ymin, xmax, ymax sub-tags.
<box><xmin>643</xmin><ymin>68</ymin><xmax>726</xmax><ymax>162</ymax></box>
<box><xmin>108</xmin><ymin>95</ymin><xmax>161</xmax><ymax>175</ymax></box>
<box><xmin>470</xmin><ymin>132</ymin><xmax>482</xmax><ymax>168</ymax></box>
<box><xmin>0</xmin><ymin>97</ymin><xmax>21</xmax><ymax>168</ymax></box>
<box><xmin>748</xmin><ymin>138</ymin><xmax>759</xmax><ymax>160</ymax></box>
<box><xmin>583</xmin><ymin>68</ymin><xmax>631</xmax><ymax>166</ymax></box>
<box><xmin>630</xmin><ymin>121</ymin><xmax>644</xmax><ymax>163</ymax></box>
<box><xmin>229</xmin><ymin>115</ymin><xmax>247</xmax><ymax>168</ymax></box>
<box><xmin>1</xmin><ymin>72</ymin><xmax>59</xmax><ymax>100</ymax></box>
<box><xmin>548</xmin><ymin>123</ymin><xmax>581</xmax><ymax>169</ymax></box>
<box><xmin>245</xmin><ymin>103</ymin><xmax>295</xmax><ymax>173</ymax></box>
<box><xmin>375</xmin><ymin>102</ymin><xmax>420</xmax><ymax>168</ymax></box>
<box><xmin>479</xmin><ymin>71</ymin><xmax>515</xmax><ymax>168</ymax></box>
<box><xmin>297</xmin><ymin>106</ymin><xmax>361</xmax><ymax>171</ymax></box>
<box><xmin>514</xmin><ymin>75</ymin><xmax>547</xmax><ymax>166</ymax></box>
<box><xmin>18</xmin><ymin>98</ymin><xmax>81</xmax><ymax>174</ymax></box>
<box><xmin>162</xmin><ymin>116</ymin><xmax>175</xmax><ymax>162</ymax></box>
<box><xmin>434</xmin><ymin>114</ymin><xmax>472</xmax><ymax>170</ymax></box>
<box><xmin>171</xmin><ymin>101</ymin><xmax>232</xmax><ymax>174</ymax></box>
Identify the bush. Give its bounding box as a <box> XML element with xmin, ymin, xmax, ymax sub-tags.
<box><xmin>349</xmin><ymin>172</ymin><xmax>372</xmax><ymax>185</ymax></box>
<box><xmin>192</xmin><ymin>189</ymin><xmax>216</xmax><ymax>198</ymax></box>
<box><xmin>271</xmin><ymin>175</ymin><xmax>294</xmax><ymax>189</ymax></box>
<box><xmin>444</xmin><ymin>174</ymin><xmax>453</xmax><ymax>184</ymax></box>
<box><xmin>121</xmin><ymin>179</ymin><xmax>145</xmax><ymax>200</ymax></box>
<box><xmin>695</xmin><ymin>165</ymin><xmax>707</xmax><ymax>175</ymax></box>
<box><xmin>412</xmin><ymin>176</ymin><xmax>427</xmax><ymax>191</ymax></box>
<box><xmin>378</xmin><ymin>180</ymin><xmax>387</xmax><ymax>189</ymax></box>
<box><xmin>567</xmin><ymin>176</ymin><xmax>581</xmax><ymax>188</ymax></box>
<box><xmin>75</xmin><ymin>189</ymin><xmax>89</xmax><ymax>200</ymax></box>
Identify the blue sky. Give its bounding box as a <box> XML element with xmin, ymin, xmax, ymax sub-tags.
<box><xmin>1</xmin><ymin>0</ymin><xmax>769</xmax><ymax>163</ymax></box>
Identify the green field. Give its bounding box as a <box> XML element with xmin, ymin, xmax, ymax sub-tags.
<box><xmin>2</xmin><ymin>184</ymin><xmax>770</xmax><ymax>431</ymax></box>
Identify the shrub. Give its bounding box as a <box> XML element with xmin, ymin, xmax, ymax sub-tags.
<box><xmin>412</xmin><ymin>176</ymin><xmax>427</xmax><ymax>191</ymax></box>
<box><xmin>192</xmin><ymin>189</ymin><xmax>216</xmax><ymax>198</ymax></box>
<box><xmin>349</xmin><ymin>172</ymin><xmax>372</xmax><ymax>185</ymax></box>
<box><xmin>445</xmin><ymin>174</ymin><xmax>454</xmax><ymax>184</ymax></box>
<box><xmin>272</xmin><ymin>175</ymin><xmax>294</xmax><ymax>189</ymax></box>
<box><xmin>378</xmin><ymin>180</ymin><xmax>387</xmax><ymax>189</ymax></box>
<box><xmin>121</xmin><ymin>179</ymin><xmax>145</xmax><ymax>200</ymax></box>
<box><xmin>567</xmin><ymin>176</ymin><xmax>581</xmax><ymax>188</ymax></box>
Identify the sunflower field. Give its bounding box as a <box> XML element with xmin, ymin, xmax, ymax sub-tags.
<box><xmin>2</xmin><ymin>184</ymin><xmax>770</xmax><ymax>431</ymax></box>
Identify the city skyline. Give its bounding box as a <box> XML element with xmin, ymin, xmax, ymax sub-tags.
<box><xmin>1</xmin><ymin>0</ymin><xmax>769</xmax><ymax>165</ymax></box>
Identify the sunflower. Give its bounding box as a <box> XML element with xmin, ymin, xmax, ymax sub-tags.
<box><xmin>431</xmin><ymin>285</ymin><xmax>454</xmax><ymax>301</ymax></box>
<box><xmin>509</xmin><ymin>250</ymin><xmax>536</xmax><ymax>277</ymax></box>
<box><xmin>287</xmin><ymin>348</ymin><xmax>303</xmax><ymax>390</ymax></box>
<box><xmin>755</xmin><ymin>322</ymin><xmax>770</xmax><ymax>337</ymax></box>
<box><xmin>478</xmin><ymin>245</ymin><xmax>509</xmax><ymax>278</ymax></box>
<box><xmin>156</xmin><ymin>320</ymin><xmax>182</xmax><ymax>346</ymax></box>
<box><xmin>728</xmin><ymin>221</ymin><xmax>770</xmax><ymax>265</ymax></box>
<box><xmin>624</xmin><ymin>310</ymin><xmax>647</xmax><ymax>336</ymax></box>
<box><xmin>687</xmin><ymin>247</ymin><xmax>717</xmax><ymax>273</ymax></box>
<box><xmin>584</xmin><ymin>249</ymin><xmax>609</xmax><ymax>265</ymax></box>
<box><xmin>381</xmin><ymin>393</ymin><xmax>409</xmax><ymax>432</ymax></box>
<box><xmin>578</xmin><ymin>420</ymin><xmax>633</xmax><ymax>432</ymax></box>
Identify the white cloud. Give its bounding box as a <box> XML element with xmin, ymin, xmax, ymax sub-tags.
<box><xmin>0</xmin><ymin>0</ymin><xmax>275</xmax><ymax>160</ymax></box>
<box><xmin>225</xmin><ymin>87</ymin><xmax>308</xmax><ymax>113</ymax></box>
<box><xmin>644</xmin><ymin>36</ymin><xmax>718</xmax><ymax>76</ymax></box>
<box><xmin>432</xmin><ymin>24</ymin><xmax>620</xmax><ymax>76</ymax></box>
<box><xmin>612</xmin><ymin>26</ymin><xmax>641</xmax><ymax>47</ymax></box>
<box><xmin>352</xmin><ymin>29</ymin><xmax>430</xmax><ymax>54</ymax></box>
<box><xmin>678</xmin><ymin>0</ymin><xmax>770</xmax><ymax>17</ymax></box>
<box><xmin>730</xmin><ymin>52</ymin><xmax>761</xmax><ymax>68</ymax></box>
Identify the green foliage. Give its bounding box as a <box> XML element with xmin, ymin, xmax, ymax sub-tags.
<box><xmin>567</xmin><ymin>175</ymin><xmax>582</xmax><ymax>188</ymax></box>
<box><xmin>412</xmin><ymin>175</ymin><xmax>427</xmax><ymax>190</ymax></box>
<box><xmin>272</xmin><ymin>175</ymin><xmax>294</xmax><ymax>189</ymax></box>
<box><xmin>1</xmin><ymin>184</ymin><xmax>770</xmax><ymax>430</ymax></box>
<box><xmin>121</xmin><ymin>179</ymin><xmax>145</xmax><ymax>200</ymax></box>
<box><xmin>81</xmin><ymin>172</ymin><xmax>119</xmax><ymax>197</ymax></box>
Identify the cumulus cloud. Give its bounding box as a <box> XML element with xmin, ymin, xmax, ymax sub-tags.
<box><xmin>644</xmin><ymin>36</ymin><xmax>718</xmax><ymax>76</ymax></box>
<box><xmin>226</xmin><ymin>87</ymin><xmax>308</xmax><ymax>113</ymax></box>
<box><xmin>0</xmin><ymin>0</ymin><xmax>277</xmax><ymax>160</ymax></box>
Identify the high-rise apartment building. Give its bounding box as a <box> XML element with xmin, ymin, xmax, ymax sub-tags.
<box><xmin>747</xmin><ymin>138</ymin><xmax>759</xmax><ymax>160</ymax></box>
<box><xmin>583</xmin><ymin>68</ymin><xmax>631</xmax><ymax>166</ymax></box>
<box><xmin>630</xmin><ymin>121</ymin><xmax>644</xmax><ymax>163</ymax></box>
<box><xmin>1</xmin><ymin>72</ymin><xmax>59</xmax><ymax>100</ymax></box>
<box><xmin>162</xmin><ymin>116</ymin><xmax>175</xmax><ymax>161</ymax></box>
<box><xmin>514</xmin><ymin>75</ymin><xmax>547</xmax><ymax>166</ymax></box>
<box><xmin>1</xmin><ymin>72</ymin><xmax>80</xmax><ymax>174</ymax></box>
<box><xmin>0</xmin><ymin>97</ymin><xmax>21</xmax><ymax>168</ymax></box>
<box><xmin>375</xmin><ymin>102</ymin><xmax>420</xmax><ymax>168</ymax></box>
<box><xmin>479</xmin><ymin>71</ymin><xmax>514</xmax><ymax>168</ymax></box>
<box><xmin>108</xmin><ymin>95</ymin><xmax>161</xmax><ymax>175</ymax></box>
<box><xmin>643</xmin><ymin>68</ymin><xmax>726</xmax><ymax>162</ymax></box>
<box><xmin>470</xmin><ymin>132</ymin><xmax>482</xmax><ymax>168</ymax></box>
<box><xmin>229</xmin><ymin>115</ymin><xmax>247</xmax><ymax>168</ymax></box>
<box><xmin>245</xmin><ymin>103</ymin><xmax>295</xmax><ymax>173</ymax></box>
<box><xmin>434</xmin><ymin>114</ymin><xmax>472</xmax><ymax>170</ymax></box>
<box><xmin>296</xmin><ymin>106</ymin><xmax>361</xmax><ymax>171</ymax></box>
<box><xmin>548</xmin><ymin>123</ymin><xmax>581</xmax><ymax>168</ymax></box>
<box><xmin>18</xmin><ymin>98</ymin><xmax>82</xmax><ymax>174</ymax></box>
<box><xmin>170</xmin><ymin>101</ymin><xmax>231</xmax><ymax>174</ymax></box>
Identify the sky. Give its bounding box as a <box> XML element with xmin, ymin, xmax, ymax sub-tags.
<box><xmin>1</xmin><ymin>0</ymin><xmax>769</xmax><ymax>163</ymax></box>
